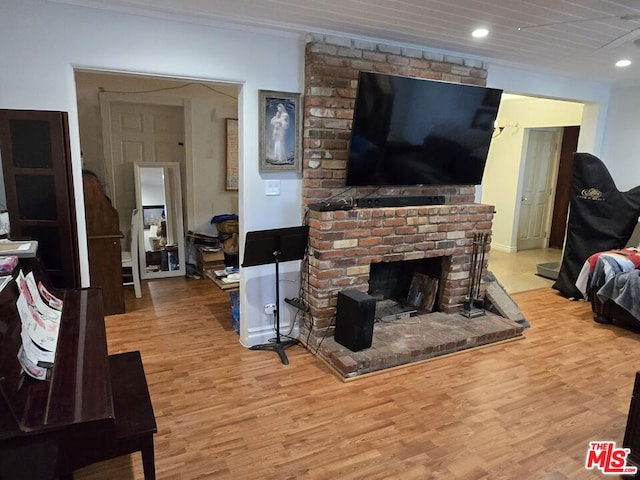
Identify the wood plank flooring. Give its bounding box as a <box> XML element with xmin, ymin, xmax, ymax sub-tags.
<box><xmin>75</xmin><ymin>278</ymin><xmax>640</xmax><ymax>479</ymax></box>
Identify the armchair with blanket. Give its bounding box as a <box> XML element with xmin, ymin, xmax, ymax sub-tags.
<box><xmin>578</xmin><ymin>241</ymin><xmax>640</xmax><ymax>329</ymax></box>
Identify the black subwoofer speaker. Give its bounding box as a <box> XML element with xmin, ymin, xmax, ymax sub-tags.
<box><xmin>334</xmin><ymin>289</ymin><xmax>376</xmax><ymax>352</ymax></box>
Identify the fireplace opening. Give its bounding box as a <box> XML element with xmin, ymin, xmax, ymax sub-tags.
<box><xmin>368</xmin><ymin>257</ymin><xmax>447</xmax><ymax>320</ymax></box>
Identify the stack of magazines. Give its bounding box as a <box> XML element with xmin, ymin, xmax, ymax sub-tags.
<box><xmin>15</xmin><ymin>270</ymin><xmax>64</xmax><ymax>380</ymax></box>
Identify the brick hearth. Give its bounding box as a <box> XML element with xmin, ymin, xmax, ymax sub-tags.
<box><xmin>318</xmin><ymin>312</ymin><xmax>524</xmax><ymax>378</ymax></box>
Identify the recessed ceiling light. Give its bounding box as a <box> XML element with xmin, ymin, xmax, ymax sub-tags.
<box><xmin>616</xmin><ymin>59</ymin><xmax>632</xmax><ymax>67</ymax></box>
<box><xmin>472</xmin><ymin>28</ymin><xmax>489</xmax><ymax>38</ymax></box>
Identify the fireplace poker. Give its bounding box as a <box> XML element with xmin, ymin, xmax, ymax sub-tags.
<box><xmin>466</xmin><ymin>233</ymin><xmax>479</xmax><ymax>307</ymax></box>
<box><xmin>462</xmin><ymin>232</ymin><xmax>486</xmax><ymax>318</ymax></box>
<box><xmin>474</xmin><ymin>233</ymin><xmax>487</xmax><ymax>305</ymax></box>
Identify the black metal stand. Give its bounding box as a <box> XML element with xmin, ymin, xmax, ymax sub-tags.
<box><xmin>249</xmin><ymin>252</ymin><xmax>299</xmax><ymax>365</ymax></box>
<box><xmin>242</xmin><ymin>226</ymin><xmax>309</xmax><ymax>365</ymax></box>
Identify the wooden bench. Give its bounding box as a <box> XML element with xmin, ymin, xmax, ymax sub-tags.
<box><xmin>59</xmin><ymin>350</ymin><xmax>157</xmax><ymax>480</ymax></box>
<box><xmin>108</xmin><ymin>350</ymin><xmax>157</xmax><ymax>480</ymax></box>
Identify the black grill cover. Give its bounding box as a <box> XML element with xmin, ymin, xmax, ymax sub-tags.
<box><xmin>552</xmin><ymin>153</ymin><xmax>640</xmax><ymax>298</ymax></box>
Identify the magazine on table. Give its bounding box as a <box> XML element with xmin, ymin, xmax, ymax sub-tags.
<box><xmin>17</xmin><ymin>346</ymin><xmax>48</xmax><ymax>381</ymax></box>
<box><xmin>18</xmin><ymin>271</ymin><xmax>62</xmax><ymax>324</ymax></box>
<box><xmin>15</xmin><ymin>270</ymin><xmax>63</xmax><ymax>379</ymax></box>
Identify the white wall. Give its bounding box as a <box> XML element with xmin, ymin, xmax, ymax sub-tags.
<box><xmin>482</xmin><ymin>96</ymin><xmax>584</xmax><ymax>251</ymax></box>
<box><xmin>0</xmin><ymin>0</ymin><xmax>304</xmax><ymax>347</ymax></box>
<box><xmin>601</xmin><ymin>86</ymin><xmax>640</xmax><ymax>192</ymax></box>
<box><xmin>486</xmin><ymin>64</ymin><xmax>611</xmax><ymax>155</ymax></box>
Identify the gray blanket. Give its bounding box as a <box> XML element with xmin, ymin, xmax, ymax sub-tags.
<box><xmin>597</xmin><ymin>270</ymin><xmax>640</xmax><ymax>320</ymax></box>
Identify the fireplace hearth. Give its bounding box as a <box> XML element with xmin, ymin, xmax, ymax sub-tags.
<box><xmin>317</xmin><ymin>310</ymin><xmax>525</xmax><ymax>378</ymax></box>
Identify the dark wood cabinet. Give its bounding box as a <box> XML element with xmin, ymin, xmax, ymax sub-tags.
<box><xmin>83</xmin><ymin>171</ymin><xmax>124</xmax><ymax>315</ymax></box>
<box><xmin>0</xmin><ymin>110</ymin><xmax>80</xmax><ymax>288</ymax></box>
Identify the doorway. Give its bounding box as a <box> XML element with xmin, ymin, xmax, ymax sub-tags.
<box><xmin>74</xmin><ymin>70</ymin><xmax>240</xmax><ymax>285</ymax></box>
<box><xmin>515</xmin><ymin>125</ymin><xmax>580</xmax><ymax>252</ymax></box>
<box><xmin>516</xmin><ymin>128</ymin><xmax>561</xmax><ymax>251</ymax></box>
<box><xmin>483</xmin><ymin>95</ymin><xmax>584</xmax><ymax>251</ymax></box>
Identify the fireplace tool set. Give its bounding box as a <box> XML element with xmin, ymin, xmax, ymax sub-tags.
<box><xmin>462</xmin><ymin>232</ymin><xmax>488</xmax><ymax>319</ymax></box>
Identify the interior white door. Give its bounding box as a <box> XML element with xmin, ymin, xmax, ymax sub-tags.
<box><xmin>517</xmin><ymin>128</ymin><xmax>560</xmax><ymax>251</ymax></box>
<box><xmin>107</xmin><ymin>102</ymin><xmax>185</xmax><ymax>236</ymax></box>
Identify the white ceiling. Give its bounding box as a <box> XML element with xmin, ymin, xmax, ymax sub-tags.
<box><xmin>53</xmin><ymin>0</ymin><xmax>640</xmax><ymax>86</ymax></box>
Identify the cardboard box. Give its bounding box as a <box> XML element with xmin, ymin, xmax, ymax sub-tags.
<box><xmin>196</xmin><ymin>246</ymin><xmax>224</xmax><ymax>264</ymax></box>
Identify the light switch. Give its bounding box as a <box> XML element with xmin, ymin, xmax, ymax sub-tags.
<box><xmin>265</xmin><ymin>179</ymin><xmax>280</xmax><ymax>196</ymax></box>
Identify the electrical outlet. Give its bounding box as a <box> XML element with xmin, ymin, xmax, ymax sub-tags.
<box><xmin>264</xmin><ymin>303</ymin><xmax>276</xmax><ymax>315</ymax></box>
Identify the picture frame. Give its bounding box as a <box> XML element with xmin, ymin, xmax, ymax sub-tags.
<box><xmin>225</xmin><ymin>118</ymin><xmax>239</xmax><ymax>190</ymax></box>
<box><xmin>142</xmin><ymin>205</ymin><xmax>165</xmax><ymax>230</ymax></box>
<box><xmin>259</xmin><ymin>90</ymin><xmax>302</xmax><ymax>172</ymax></box>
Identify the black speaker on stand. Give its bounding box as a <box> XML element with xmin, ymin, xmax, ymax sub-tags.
<box><xmin>242</xmin><ymin>225</ymin><xmax>309</xmax><ymax>365</ymax></box>
<box><xmin>334</xmin><ymin>289</ymin><xmax>376</xmax><ymax>351</ymax></box>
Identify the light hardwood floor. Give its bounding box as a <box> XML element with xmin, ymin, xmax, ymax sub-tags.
<box><xmin>75</xmin><ymin>276</ymin><xmax>640</xmax><ymax>480</ymax></box>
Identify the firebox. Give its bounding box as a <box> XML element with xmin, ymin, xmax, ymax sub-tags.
<box><xmin>369</xmin><ymin>257</ymin><xmax>447</xmax><ymax>319</ymax></box>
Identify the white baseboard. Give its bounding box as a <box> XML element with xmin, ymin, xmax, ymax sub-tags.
<box><xmin>241</xmin><ymin>323</ymin><xmax>299</xmax><ymax>348</ymax></box>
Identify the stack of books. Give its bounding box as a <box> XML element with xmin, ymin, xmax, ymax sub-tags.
<box><xmin>205</xmin><ymin>267</ymin><xmax>239</xmax><ymax>291</ymax></box>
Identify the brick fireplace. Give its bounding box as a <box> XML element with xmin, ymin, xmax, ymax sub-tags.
<box><xmin>301</xmin><ymin>204</ymin><xmax>494</xmax><ymax>345</ymax></box>
<box><xmin>299</xmin><ymin>35</ymin><xmax>496</xmax><ymax>347</ymax></box>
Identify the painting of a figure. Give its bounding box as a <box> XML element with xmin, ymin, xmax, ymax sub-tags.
<box><xmin>259</xmin><ymin>91</ymin><xmax>301</xmax><ymax>172</ymax></box>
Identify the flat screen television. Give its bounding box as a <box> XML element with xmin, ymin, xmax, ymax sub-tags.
<box><xmin>345</xmin><ymin>72</ymin><xmax>503</xmax><ymax>187</ymax></box>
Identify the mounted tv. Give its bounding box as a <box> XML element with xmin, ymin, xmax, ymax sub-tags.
<box><xmin>346</xmin><ymin>72</ymin><xmax>503</xmax><ymax>187</ymax></box>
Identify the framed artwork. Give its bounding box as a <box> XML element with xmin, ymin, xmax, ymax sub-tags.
<box><xmin>225</xmin><ymin>118</ymin><xmax>239</xmax><ymax>190</ymax></box>
<box><xmin>259</xmin><ymin>90</ymin><xmax>302</xmax><ymax>172</ymax></box>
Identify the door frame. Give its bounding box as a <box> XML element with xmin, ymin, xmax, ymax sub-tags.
<box><xmin>549</xmin><ymin>126</ymin><xmax>580</xmax><ymax>249</ymax></box>
<box><xmin>514</xmin><ymin>127</ymin><xmax>562</xmax><ymax>251</ymax></box>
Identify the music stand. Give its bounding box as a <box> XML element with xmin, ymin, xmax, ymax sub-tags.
<box><xmin>242</xmin><ymin>225</ymin><xmax>309</xmax><ymax>365</ymax></box>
